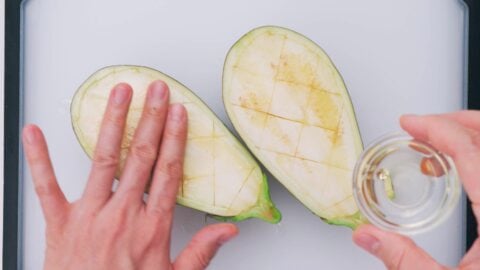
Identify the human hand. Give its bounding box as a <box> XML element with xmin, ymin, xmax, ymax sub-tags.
<box><xmin>352</xmin><ymin>111</ymin><xmax>480</xmax><ymax>270</ymax></box>
<box><xmin>22</xmin><ymin>81</ymin><xmax>238</xmax><ymax>270</ymax></box>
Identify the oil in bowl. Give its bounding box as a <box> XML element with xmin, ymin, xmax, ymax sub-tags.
<box><xmin>353</xmin><ymin>133</ymin><xmax>460</xmax><ymax>234</ymax></box>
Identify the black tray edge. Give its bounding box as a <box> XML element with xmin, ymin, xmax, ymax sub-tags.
<box><xmin>4</xmin><ymin>0</ymin><xmax>23</xmax><ymax>269</ymax></box>
<box><xmin>464</xmin><ymin>0</ymin><xmax>479</xmax><ymax>250</ymax></box>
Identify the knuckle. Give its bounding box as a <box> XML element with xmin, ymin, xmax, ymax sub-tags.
<box><xmin>92</xmin><ymin>151</ymin><xmax>119</xmax><ymax>170</ymax></box>
<box><xmin>104</xmin><ymin>111</ymin><xmax>125</xmax><ymax>127</ymax></box>
<box><xmin>27</xmin><ymin>152</ymin><xmax>44</xmax><ymax>164</ymax></box>
<box><xmin>167</xmin><ymin>160</ymin><xmax>183</xmax><ymax>179</ymax></box>
<box><xmin>130</xmin><ymin>142</ymin><xmax>158</xmax><ymax>164</ymax></box>
<box><xmin>109</xmin><ymin>214</ymin><xmax>127</xmax><ymax>230</ymax></box>
<box><xmin>147</xmin><ymin>201</ymin><xmax>175</xmax><ymax>218</ymax></box>
<box><xmin>34</xmin><ymin>180</ymin><xmax>57</xmax><ymax>197</ymax></box>
<box><xmin>164</xmin><ymin>124</ymin><xmax>186</xmax><ymax>139</ymax></box>
<box><xmin>110</xmin><ymin>206</ymin><xmax>128</xmax><ymax>221</ymax></box>
<box><xmin>95</xmin><ymin>209</ymin><xmax>127</xmax><ymax>237</ymax></box>
<box><xmin>145</xmin><ymin>105</ymin><xmax>164</xmax><ymax>118</ymax></box>
<box><xmin>190</xmin><ymin>245</ymin><xmax>214</xmax><ymax>269</ymax></box>
<box><xmin>93</xmin><ymin>222</ymin><xmax>118</xmax><ymax>244</ymax></box>
<box><xmin>157</xmin><ymin>160</ymin><xmax>183</xmax><ymax>181</ymax></box>
<box><xmin>119</xmin><ymin>185</ymin><xmax>146</xmax><ymax>201</ymax></box>
<box><xmin>388</xmin><ymin>240</ymin><xmax>414</xmax><ymax>270</ymax></box>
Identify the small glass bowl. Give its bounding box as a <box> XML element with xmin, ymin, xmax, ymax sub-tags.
<box><xmin>352</xmin><ymin>133</ymin><xmax>461</xmax><ymax>234</ymax></box>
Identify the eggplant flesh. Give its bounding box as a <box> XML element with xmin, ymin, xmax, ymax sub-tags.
<box><xmin>223</xmin><ymin>26</ymin><xmax>365</xmax><ymax>228</ymax></box>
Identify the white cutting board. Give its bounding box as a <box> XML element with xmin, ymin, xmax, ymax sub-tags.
<box><xmin>20</xmin><ymin>0</ymin><xmax>467</xmax><ymax>269</ymax></box>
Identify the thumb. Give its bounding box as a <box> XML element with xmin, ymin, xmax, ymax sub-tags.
<box><xmin>173</xmin><ymin>223</ymin><xmax>238</xmax><ymax>270</ymax></box>
<box><xmin>353</xmin><ymin>225</ymin><xmax>446</xmax><ymax>270</ymax></box>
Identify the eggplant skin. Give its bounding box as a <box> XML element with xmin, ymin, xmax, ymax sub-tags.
<box><xmin>71</xmin><ymin>65</ymin><xmax>281</xmax><ymax>223</ymax></box>
<box><xmin>222</xmin><ymin>26</ymin><xmax>365</xmax><ymax>229</ymax></box>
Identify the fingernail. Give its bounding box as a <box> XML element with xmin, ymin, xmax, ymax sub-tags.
<box><xmin>149</xmin><ymin>81</ymin><xmax>167</xmax><ymax>100</ymax></box>
<box><xmin>113</xmin><ymin>84</ymin><xmax>130</xmax><ymax>105</ymax></box>
<box><xmin>217</xmin><ymin>224</ymin><xmax>239</xmax><ymax>245</ymax></box>
<box><xmin>354</xmin><ymin>233</ymin><xmax>381</xmax><ymax>255</ymax></box>
<box><xmin>169</xmin><ymin>104</ymin><xmax>185</xmax><ymax>121</ymax></box>
<box><xmin>24</xmin><ymin>126</ymin><xmax>37</xmax><ymax>144</ymax></box>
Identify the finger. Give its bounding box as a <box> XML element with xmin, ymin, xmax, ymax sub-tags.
<box><xmin>145</xmin><ymin>104</ymin><xmax>187</xmax><ymax>221</ymax></box>
<box><xmin>22</xmin><ymin>125</ymin><xmax>68</xmax><ymax>227</ymax></box>
<box><xmin>173</xmin><ymin>223</ymin><xmax>238</xmax><ymax>270</ymax></box>
<box><xmin>405</xmin><ymin>111</ymin><xmax>480</xmax><ymax>132</ymax></box>
<box><xmin>443</xmin><ymin>110</ymin><xmax>480</xmax><ymax>131</ymax></box>
<box><xmin>460</xmin><ymin>239</ymin><xmax>480</xmax><ymax>269</ymax></box>
<box><xmin>400</xmin><ymin>115</ymin><xmax>478</xmax><ymax>156</ymax></box>
<box><xmin>353</xmin><ymin>225</ymin><xmax>446</xmax><ymax>270</ymax></box>
<box><xmin>83</xmin><ymin>83</ymin><xmax>132</xmax><ymax>204</ymax></box>
<box><xmin>400</xmin><ymin>115</ymin><xmax>480</xmax><ymax>207</ymax></box>
<box><xmin>115</xmin><ymin>81</ymin><xmax>169</xmax><ymax>201</ymax></box>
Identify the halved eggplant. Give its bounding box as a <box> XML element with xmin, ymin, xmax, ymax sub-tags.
<box><xmin>71</xmin><ymin>65</ymin><xmax>281</xmax><ymax>223</ymax></box>
<box><xmin>223</xmin><ymin>26</ymin><xmax>365</xmax><ymax>228</ymax></box>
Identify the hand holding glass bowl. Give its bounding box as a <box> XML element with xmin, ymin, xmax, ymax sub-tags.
<box><xmin>353</xmin><ymin>111</ymin><xmax>480</xmax><ymax>270</ymax></box>
<box><xmin>353</xmin><ymin>133</ymin><xmax>460</xmax><ymax>235</ymax></box>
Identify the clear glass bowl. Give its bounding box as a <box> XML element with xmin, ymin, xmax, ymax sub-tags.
<box><xmin>352</xmin><ymin>133</ymin><xmax>461</xmax><ymax>234</ymax></box>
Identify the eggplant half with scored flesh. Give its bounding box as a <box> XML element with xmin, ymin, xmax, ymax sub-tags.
<box><xmin>223</xmin><ymin>26</ymin><xmax>365</xmax><ymax>228</ymax></box>
<box><xmin>71</xmin><ymin>65</ymin><xmax>281</xmax><ymax>223</ymax></box>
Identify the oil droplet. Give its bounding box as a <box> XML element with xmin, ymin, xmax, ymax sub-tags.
<box><xmin>375</xmin><ymin>168</ymin><xmax>395</xmax><ymax>200</ymax></box>
<box><xmin>376</xmin><ymin>168</ymin><xmax>390</xmax><ymax>181</ymax></box>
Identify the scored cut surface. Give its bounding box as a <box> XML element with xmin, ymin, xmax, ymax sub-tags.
<box><xmin>72</xmin><ymin>66</ymin><xmax>280</xmax><ymax>222</ymax></box>
<box><xmin>224</xmin><ymin>27</ymin><xmax>364</xmax><ymax>226</ymax></box>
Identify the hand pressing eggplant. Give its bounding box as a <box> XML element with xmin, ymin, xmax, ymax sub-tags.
<box><xmin>71</xmin><ymin>66</ymin><xmax>280</xmax><ymax>223</ymax></box>
<box><xmin>23</xmin><ymin>81</ymin><xmax>238</xmax><ymax>270</ymax></box>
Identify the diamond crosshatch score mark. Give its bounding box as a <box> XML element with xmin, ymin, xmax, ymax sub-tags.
<box><xmin>182</xmin><ymin>120</ymin><xmax>259</xmax><ymax>210</ymax></box>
